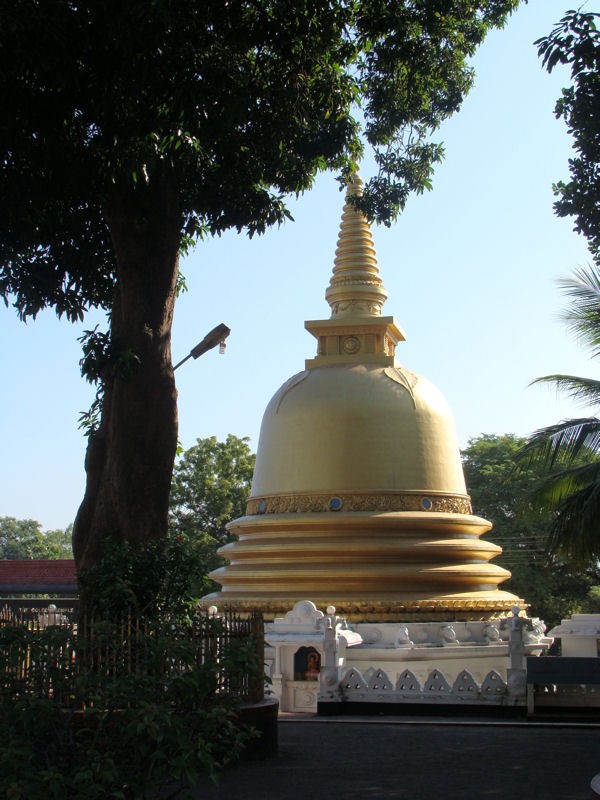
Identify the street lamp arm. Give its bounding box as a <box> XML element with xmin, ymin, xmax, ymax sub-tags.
<box><xmin>174</xmin><ymin>323</ymin><xmax>231</xmax><ymax>370</ymax></box>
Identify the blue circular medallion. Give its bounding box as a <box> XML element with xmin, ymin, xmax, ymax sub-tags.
<box><xmin>257</xmin><ymin>500</ymin><xmax>266</xmax><ymax>514</ymax></box>
<box><xmin>329</xmin><ymin>496</ymin><xmax>343</xmax><ymax>511</ymax></box>
<box><xmin>421</xmin><ymin>497</ymin><xmax>432</xmax><ymax>511</ymax></box>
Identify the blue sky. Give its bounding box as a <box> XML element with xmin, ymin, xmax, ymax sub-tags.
<box><xmin>0</xmin><ymin>0</ymin><xmax>594</xmax><ymax>531</ymax></box>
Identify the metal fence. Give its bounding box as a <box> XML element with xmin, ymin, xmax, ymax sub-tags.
<box><xmin>0</xmin><ymin>603</ymin><xmax>264</xmax><ymax>707</ymax></box>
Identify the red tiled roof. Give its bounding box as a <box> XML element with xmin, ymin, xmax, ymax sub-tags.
<box><xmin>0</xmin><ymin>560</ymin><xmax>77</xmax><ymax>593</ymax></box>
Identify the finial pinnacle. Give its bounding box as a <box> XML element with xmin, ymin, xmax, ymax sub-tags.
<box><xmin>346</xmin><ymin>171</ymin><xmax>363</xmax><ymax>197</ymax></box>
<box><xmin>325</xmin><ymin>172</ymin><xmax>387</xmax><ymax>318</ymax></box>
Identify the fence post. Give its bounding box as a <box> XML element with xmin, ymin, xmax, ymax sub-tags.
<box><xmin>248</xmin><ymin>611</ymin><xmax>265</xmax><ymax>703</ymax></box>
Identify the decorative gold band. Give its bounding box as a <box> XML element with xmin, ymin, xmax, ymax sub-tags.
<box><xmin>201</xmin><ymin>596</ymin><xmax>524</xmax><ymax>622</ymax></box>
<box><xmin>246</xmin><ymin>492</ymin><xmax>472</xmax><ymax>516</ymax></box>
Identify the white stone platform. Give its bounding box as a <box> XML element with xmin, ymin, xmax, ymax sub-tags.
<box><xmin>264</xmin><ymin>600</ymin><xmax>551</xmax><ymax>713</ymax></box>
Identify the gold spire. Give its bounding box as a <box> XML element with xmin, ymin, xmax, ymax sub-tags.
<box><xmin>325</xmin><ymin>173</ymin><xmax>388</xmax><ymax>318</ymax></box>
<box><xmin>304</xmin><ymin>172</ymin><xmax>405</xmax><ymax>368</ymax></box>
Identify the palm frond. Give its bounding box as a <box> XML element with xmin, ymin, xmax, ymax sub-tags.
<box><xmin>531</xmin><ymin>374</ymin><xmax>600</xmax><ymax>407</ymax></box>
<box><xmin>548</xmin><ymin>480</ymin><xmax>600</xmax><ymax>567</ymax></box>
<box><xmin>527</xmin><ymin>459</ymin><xmax>600</xmax><ymax>507</ymax></box>
<box><xmin>557</xmin><ymin>265</ymin><xmax>600</xmax><ymax>359</ymax></box>
<box><xmin>520</xmin><ymin>263</ymin><xmax>600</xmax><ymax>567</ymax></box>
<box><xmin>517</xmin><ymin>416</ymin><xmax>600</xmax><ymax>471</ymax></box>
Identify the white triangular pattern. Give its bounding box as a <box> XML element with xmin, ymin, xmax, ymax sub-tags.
<box><xmin>365</xmin><ymin>668</ymin><xmax>394</xmax><ymax>692</ymax></box>
<box><xmin>481</xmin><ymin>670</ymin><xmax>507</xmax><ymax>695</ymax></box>
<box><xmin>341</xmin><ymin>668</ymin><xmax>368</xmax><ymax>693</ymax></box>
<box><xmin>396</xmin><ymin>669</ymin><xmax>422</xmax><ymax>694</ymax></box>
<box><xmin>424</xmin><ymin>670</ymin><xmax>452</xmax><ymax>693</ymax></box>
<box><xmin>452</xmin><ymin>670</ymin><xmax>479</xmax><ymax>695</ymax></box>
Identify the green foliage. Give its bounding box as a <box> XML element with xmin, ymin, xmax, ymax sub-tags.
<box><xmin>0</xmin><ymin>0</ymin><xmax>520</xmax><ymax>322</ymax></box>
<box><xmin>2</xmin><ymin>433</ymin><xmax>253</xmax><ymax>595</ymax></box>
<box><xmin>523</xmin><ymin>12</ymin><xmax>600</xmax><ymax>569</ymax></box>
<box><xmin>0</xmin><ymin>517</ymin><xmax>72</xmax><ymax>560</ymax></box>
<box><xmin>462</xmin><ymin>433</ymin><xmax>600</xmax><ymax>627</ymax></box>
<box><xmin>78</xmin><ymin>534</ymin><xmax>216</xmax><ymax>618</ymax></box>
<box><xmin>168</xmin><ymin>435</ymin><xmax>255</xmax><ymax>597</ymax></box>
<box><xmin>508</xmin><ymin>562</ymin><xmax>598</xmax><ymax>630</ymax></box>
<box><xmin>1</xmin><ymin>1</ymin><xmax>521</xmax><ymax>567</ymax></box>
<box><xmin>516</xmin><ymin>266</ymin><xmax>600</xmax><ymax>568</ymax></box>
<box><xmin>462</xmin><ymin>433</ymin><xmax>549</xmax><ymax>566</ymax></box>
<box><xmin>170</xmin><ymin>435</ymin><xmax>255</xmax><ymax>544</ymax></box>
<box><xmin>536</xmin><ymin>10</ymin><xmax>600</xmax><ymax>260</ymax></box>
<box><xmin>0</xmin><ymin>536</ymin><xmax>263</xmax><ymax>796</ymax></box>
<box><xmin>77</xmin><ymin>325</ymin><xmax>141</xmax><ymax>437</ymax></box>
<box><xmin>0</xmin><ymin>619</ymin><xmax>256</xmax><ymax>799</ymax></box>
<box><xmin>557</xmin><ymin>264</ymin><xmax>600</xmax><ymax>361</ymax></box>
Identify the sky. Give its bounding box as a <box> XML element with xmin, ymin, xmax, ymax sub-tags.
<box><xmin>0</xmin><ymin>0</ymin><xmax>595</xmax><ymax>532</ymax></box>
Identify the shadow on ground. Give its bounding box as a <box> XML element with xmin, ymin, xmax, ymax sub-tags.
<box><xmin>192</xmin><ymin>719</ymin><xmax>600</xmax><ymax>800</ymax></box>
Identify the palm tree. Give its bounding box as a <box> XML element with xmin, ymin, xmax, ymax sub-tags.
<box><xmin>518</xmin><ymin>264</ymin><xmax>600</xmax><ymax>567</ymax></box>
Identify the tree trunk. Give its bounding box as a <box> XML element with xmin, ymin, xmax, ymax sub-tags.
<box><xmin>73</xmin><ymin>177</ymin><xmax>182</xmax><ymax>576</ymax></box>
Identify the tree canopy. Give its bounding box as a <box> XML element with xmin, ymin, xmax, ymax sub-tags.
<box><xmin>536</xmin><ymin>9</ymin><xmax>600</xmax><ymax>260</ymax></box>
<box><xmin>0</xmin><ymin>1</ymin><xmax>521</xmax><ymax>574</ymax></box>
<box><xmin>168</xmin><ymin>434</ymin><xmax>255</xmax><ymax>597</ymax></box>
<box><xmin>462</xmin><ymin>434</ymin><xmax>600</xmax><ymax>628</ymax></box>
<box><xmin>461</xmin><ymin>433</ymin><xmax>548</xmax><ymax>570</ymax></box>
<box><xmin>170</xmin><ymin>435</ymin><xmax>255</xmax><ymax>545</ymax></box>
<box><xmin>1</xmin><ymin>0</ymin><xmax>521</xmax><ymax>318</ymax></box>
<box><xmin>508</xmin><ymin>9</ymin><xmax>600</xmax><ymax>574</ymax></box>
<box><xmin>0</xmin><ymin>517</ymin><xmax>72</xmax><ymax>560</ymax></box>
<box><xmin>516</xmin><ymin>266</ymin><xmax>600</xmax><ymax>568</ymax></box>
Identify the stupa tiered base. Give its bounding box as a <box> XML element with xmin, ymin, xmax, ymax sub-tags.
<box><xmin>206</xmin><ymin>508</ymin><xmax>522</xmax><ymax>622</ymax></box>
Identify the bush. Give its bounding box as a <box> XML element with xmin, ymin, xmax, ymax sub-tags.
<box><xmin>0</xmin><ymin>620</ymin><xmax>257</xmax><ymax>799</ymax></box>
<box><xmin>0</xmin><ymin>538</ymin><xmax>262</xmax><ymax>798</ymax></box>
<box><xmin>77</xmin><ymin>533</ymin><xmax>214</xmax><ymax>620</ymax></box>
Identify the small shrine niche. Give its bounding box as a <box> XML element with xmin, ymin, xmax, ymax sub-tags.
<box><xmin>294</xmin><ymin>646</ymin><xmax>321</xmax><ymax>681</ymax></box>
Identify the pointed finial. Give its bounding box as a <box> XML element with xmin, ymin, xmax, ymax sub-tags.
<box><xmin>325</xmin><ymin>173</ymin><xmax>387</xmax><ymax>318</ymax></box>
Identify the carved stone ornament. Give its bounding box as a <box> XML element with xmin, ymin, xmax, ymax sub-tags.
<box><xmin>342</xmin><ymin>335</ymin><xmax>361</xmax><ymax>354</ymax></box>
<box><xmin>274</xmin><ymin>371</ymin><xmax>310</xmax><ymax>413</ymax></box>
<box><xmin>424</xmin><ymin>670</ymin><xmax>452</xmax><ymax>694</ymax></box>
<box><xmin>214</xmin><ymin>597</ymin><xmax>522</xmax><ymax>618</ymax></box>
<box><xmin>332</xmin><ymin>276</ymin><xmax>383</xmax><ymax>288</ymax></box>
<box><xmin>364</xmin><ymin>667</ymin><xmax>394</xmax><ymax>692</ymax></box>
<box><xmin>327</xmin><ymin>667</ymin><xmax>513</xmax><ymax>708</ymax></box>
<box><xmin>247</xmin><ymin>491</ymin><xmax>473</xmax><ymax>516</ymax></box>
<box><xmin>453</xmin><ymin>670</ymin><xmax>479</xmax><ymax>696</ymax></box>
<box><xmin>330</xmin><ymin>299</ymin><xmax>382</xmax><ymax>316</ymax></box>
<box><xmin>383</xmin><ymin>366</ymin><xmax>418</xmax><ymax>407</ymax></box>
<box><xmin>397</xmin><ymin>670</ymin><xmax>422</xmax><ymax>694</ymax></box>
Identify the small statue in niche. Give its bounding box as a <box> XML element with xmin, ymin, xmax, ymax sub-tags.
<box><xmin>305</xmin><ymin>651</ymin><xmax>320</xmax><ymax>680</ymax></box>
<box><xmin>294</xmin><ymin>646</ymin><xmax>321</xmax><ymax>681</ymax></box>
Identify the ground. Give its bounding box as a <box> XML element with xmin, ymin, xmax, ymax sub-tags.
<box><xmin>192</xmin><ymin>717</ymin><xmax>600</xmax><ymax>799</ymax></box>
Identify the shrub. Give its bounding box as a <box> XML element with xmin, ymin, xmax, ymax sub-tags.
<box><xmin>0</xmin><ymin>538</ymin><xmax>262</xmax><ymax>798</ymax></box>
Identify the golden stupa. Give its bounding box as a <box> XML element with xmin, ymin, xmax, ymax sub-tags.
<box><xmin>207</xmin><ymin>175</ymin><xmax>521</xmax><ymax>621</ymax></box>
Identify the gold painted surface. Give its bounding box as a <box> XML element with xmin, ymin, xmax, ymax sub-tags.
<box><xmin>208</xmin><ymin>510</ymin><xmax>520</xmax><ymax>621</ymax></box>
<box><xmin>200</xmin><ymin>596</ymin><xmax>524</xmax><ymax>623</ymax></box>
<box><xmin>304</xmin><ymin>319</ymin><xmax>404</xmax><ymax>338</ymax></box>
<box><xmin>246</xmin><ymin>492</ymin><xmax>472</xmax><ymax>515</ymax></box>
<box><xmin>384</xmin><ymin>366</ymin><xmax>417</xmax><ymax>407</ymax></box>
<box><xmin>325</xmin><ymin>173</ymin><xmax>388</xmax><ymax>319</ymax></box>
<box><xmin>218</xmin><ymin>539</ymin><xmax>503</xmax><ymax>563</ymax></box>
<box><xmin>251</xmin><ymin>364</ymin><xmax>467</xmax><ymax>498</ymax></box>
<box><xmin>202</xmin><ymin>174</ymin><xmax>523</xmax><ymax>621</ymax></box>
<box><xmin>228</xmin><ymin>510</ymin><xmax>492</xmax><ymax>534</ymax></box>
<box><xmin>303</xmin><ymin>316</ymin><xmax>405</xmax><ymax>367</ymax></box>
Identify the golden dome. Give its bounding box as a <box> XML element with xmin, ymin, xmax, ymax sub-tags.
<box><xmin>250</xmin><ymin>364</ymin><xmax>467</xmax><ymax>499</ymax></box>
<box><xmin>207</xmin><ymin>175</ymin><xmax>521</xmax><ymax>620</ymax></box>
